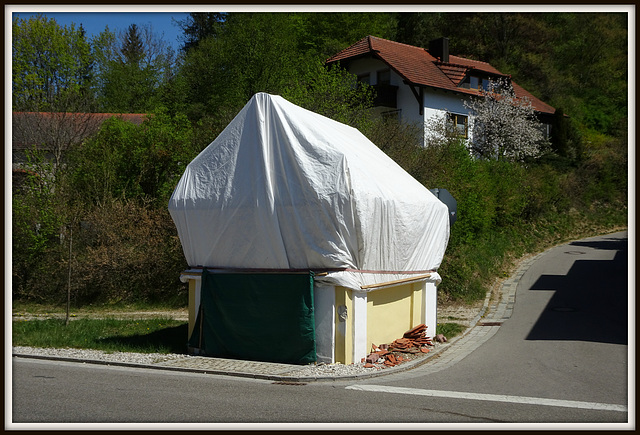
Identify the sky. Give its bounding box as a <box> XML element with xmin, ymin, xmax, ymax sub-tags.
<box><xmin>11</xmin><ymin>9</ymin><xmax>192</xmax><ymax>52</ymax></box>
<box><xmin>8</xmin><ymin>5</ymin><xmax>389</xmax><ymax>53</ymax></box>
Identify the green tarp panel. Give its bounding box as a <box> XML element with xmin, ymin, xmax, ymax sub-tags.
<box><xmin>188</xmin><ymin>270</ymin><xmax>316</xmax><ymax>365</ymax></box>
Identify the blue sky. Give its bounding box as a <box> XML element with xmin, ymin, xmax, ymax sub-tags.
<box><xmin>11</xmin><ymin>10</ymin><xmax>193</xmax><ymax>52</ymax></box>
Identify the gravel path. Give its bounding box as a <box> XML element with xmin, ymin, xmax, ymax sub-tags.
<box><xmin>12</xmin><ymin>344</ymin><xmax>446</xmax><ymax>378</ymax></box>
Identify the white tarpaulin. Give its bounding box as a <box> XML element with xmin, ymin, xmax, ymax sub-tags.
<box><xmin>168</xmin><ymin>93</ymin><xmax>450</xmax><ymax>290</ymax></box>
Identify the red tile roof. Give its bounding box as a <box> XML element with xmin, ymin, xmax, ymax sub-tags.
<box><xmin>12</xmin><ymin>112</ymin><xmax>149</xmax><ymax>150</ymax></box>
<box><xmin>327</xmin><ymin>36</ymin><xmax>554</xmax><ymax>115</ymax></box>
<box><xmin>13</xmin><ymin>112</ymin><xmax>148</xmax><ymax>125</ymax></box>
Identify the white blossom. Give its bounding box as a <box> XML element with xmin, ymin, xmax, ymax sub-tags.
<box><xmin>464</xmin><ymin>78</ymin><xmax>549</xmax><ymax>161</ymax></box>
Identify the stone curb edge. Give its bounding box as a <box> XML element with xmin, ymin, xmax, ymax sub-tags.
<box><xmin>12</xmin><ymin>344</ymin><xmax>449</xmax><ymax>383</ymax></box>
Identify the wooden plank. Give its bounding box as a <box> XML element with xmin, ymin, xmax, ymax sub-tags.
<box><xmin>360</xmin><ymin>274</ymin><xmax>431</xmax><ymax>290</ymax></box>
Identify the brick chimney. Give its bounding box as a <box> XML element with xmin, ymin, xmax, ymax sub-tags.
<box><xmin>429</xmin><ymin>37</ymin><xmax>449</xmax><ymax>63</ymax></box>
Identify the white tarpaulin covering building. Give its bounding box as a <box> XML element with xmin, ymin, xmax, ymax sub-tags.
<box><xmin>169</xmin><ymin>93</ymin><xmax>450</xmax><ymax>364</ymax></box>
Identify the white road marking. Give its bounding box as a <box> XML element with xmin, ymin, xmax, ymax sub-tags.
<box><xmin>346</xmin><ymin>385</ymin><xmax>627</xmax><ymax>412</ymax></box>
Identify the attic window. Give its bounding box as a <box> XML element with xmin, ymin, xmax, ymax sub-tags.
<box><xmin>448</xmin><ymin>113</ymin><xmax>468</xmax><ymax>138</ymax></box>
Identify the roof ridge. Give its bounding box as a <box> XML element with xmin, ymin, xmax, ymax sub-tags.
<box><xmin>368</xmin><ymin>35</ymin><xmax>425</xmax><ymax>49</ymax></box>
<box><xmin>434</xmin><ymin>60</ymin><xmax>471</xmax><ymax>69</ymax></box>
<box><xmin>13</xmin><ymin>111</ymin><xmax>148</xmax><ymax>116</ymax></box>
<box><xmin>325</xmin><ymin>36</ymin><xmax>371</xmax><ymax>62</ymax></box>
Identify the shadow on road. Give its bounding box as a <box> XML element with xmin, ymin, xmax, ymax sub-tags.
<box><xmin>525</xmin><ymin>236</ymin><xmax>628</xmax><ymax>345</ymax></box>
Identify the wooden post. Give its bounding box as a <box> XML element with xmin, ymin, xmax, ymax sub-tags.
<box><xmin>65</xmin><ymin>224</ymin><xmax>72</xmax><ymax>326</ymax></box>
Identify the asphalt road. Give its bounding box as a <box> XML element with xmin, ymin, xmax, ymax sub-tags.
<box><xmin>10</xmin><ymin>231</ymin><xmax>631</xmax><ymax>427</ymax></box>
<box><xmin>354</xmin><ymin>231</ymin><xmax>629</xmax><ymax>422</ymax></box>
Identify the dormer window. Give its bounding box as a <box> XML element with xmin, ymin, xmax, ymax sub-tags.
<box><xmin>461</xmin><ymin>75</ymin><xmax>486</xmax><ymax>90</ymax></box>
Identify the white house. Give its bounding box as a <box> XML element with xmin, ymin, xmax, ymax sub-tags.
<box><xmin>326</xmin><ymin>36</ymin><xmax>556</xmax><ymax>147</ymax></box>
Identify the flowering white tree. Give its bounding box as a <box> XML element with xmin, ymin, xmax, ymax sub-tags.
<box><xmin>464</xmin><ymin>78</ymin><xmax>549</xmax><ymax>161</ymax></box>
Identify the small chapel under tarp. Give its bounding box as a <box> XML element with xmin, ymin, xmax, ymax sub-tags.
<box><xmin>169</xmin><ymin>93</ymin><xmax>450</xmax><ymax>365</ymax></box>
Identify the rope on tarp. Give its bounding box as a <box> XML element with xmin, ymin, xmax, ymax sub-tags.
<box><xmin>183</xmin><ymin>266</ymin><xmax>436</xmax><ymax>275</ymax></box>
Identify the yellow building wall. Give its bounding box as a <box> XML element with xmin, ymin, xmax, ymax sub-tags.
<box><xmin>334</xmin><ymin>286</ymin><xmax>353</xmax><ymax>365</ymax></box>
<box><xmin>366</xmin><ymin>282</ymin><xmax>424</xmax><ymax>349</ymax></box>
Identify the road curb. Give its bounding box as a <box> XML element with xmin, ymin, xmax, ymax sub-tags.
<box><xmin>12</xmin><ymin>342</ymin><xmax>452</xmax><ymax>383</ymax></box>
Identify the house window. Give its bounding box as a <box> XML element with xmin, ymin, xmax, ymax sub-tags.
<box><xmin>448</xmin><ymin>113</ymin><xmax>468</xmax><ymax>138</ymax></box>
<box><xmin>377</xmin><ymin>69</ymin><xmax>391</xmax><ymax>86</ymax></box>
<box><xmin>462</xmin><ymin>76</ymin><xmax>492</xmax><ymax>91</ymax></box>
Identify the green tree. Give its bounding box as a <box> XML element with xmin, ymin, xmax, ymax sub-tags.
<box><xmin>177</xmin><ymin>12</ymin><xmax>380</xmax><ymax>127</ymax></box>
<box><xmin>177</xmin><ymin>13</ymin><xmax>304</xmax><ymax>122</ymax></box>
<box><xmin>121</xmin><ymin>24</ymin><xmax>144</xmax><ymax>65</ymax></box>
<box><xmin>282</xmin><ymin>61</ymin><xmax>375</xmax><ymax>132</ymax></box>
<box><xmin>546</xmin><ymin>13</ymin><xmax>627</xmax><ymax>136</ymax></box>
<box><xmin>295</xmin><ymin>12</ymin><xmax>397</xmax><ymax>58</ymax></box>
<box><xmin>395</xmin><ymin>12</ymin><xmax>449</xmax><ymax>49</ymax></box>
<box><xmin>69</xmin><ymin>109</ymin><xmax>195</xmax><ymax>204</ymax></box>
<box><xmin>94</xmin><ymin>23</ymin><xmax>175</xmax><ymax>112</ymax></box>
<box><xmin>13</xmin><ymin>16</ymin><xmax>102</xmax><ymax>178</ymax></box>
<box><xmin>176</xmin><ymin>12</ymin><xmax>227</xmax><ymax>52</ymax></box>
<box><xmin>12</xmin><ymin>14</ymin><xmax>94</xmax><ymax>112</ymax></box>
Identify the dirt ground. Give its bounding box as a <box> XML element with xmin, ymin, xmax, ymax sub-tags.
<box><xmin>13</xmin><ymin>304</ymin><xmax>482</xmax><ymax>327</ymax></box>
<box><xmin>11</xmin><ymin>309</ymin><xmax>189</xmax><ymax>322</ymax></box>
<box><xmin>437</xmin><ymin>300</ymin><xmax>485</xmax><ymax>328</ymax></box>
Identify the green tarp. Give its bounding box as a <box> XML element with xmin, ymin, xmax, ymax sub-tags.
<box><xmin>188</xmin><ymin>270</ymin><xmax>316</xmax><ymax>365</ymax></box>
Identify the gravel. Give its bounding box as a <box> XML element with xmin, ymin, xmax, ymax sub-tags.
<box><xmin>11</xmin><ymin>345</ymin><xmax>440</xmax><ymax>378</ymax></box>
<box><xmin>12</xmin><ymin>346</ymin><xmax>192</xmax><ymax>365</ymax></box>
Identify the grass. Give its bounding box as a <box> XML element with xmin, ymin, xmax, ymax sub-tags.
<box><xmin>12</xmin><ymin>312</ymin><xmax>469</xmax><ymax>355</ymax></box>
<box><xmin>436</xmin><ymin>322</ymin><xmax>466</xmax><ymax>339</ymax></box>
<box><xmin>12</xmin><ymin>317</ymin><xmax>189</xmax><ymax>354</ymax></box>
<box><xmin>12</xmin><ymin>301</ymin><xmax>187</xmax><ymax>316</ymax></box>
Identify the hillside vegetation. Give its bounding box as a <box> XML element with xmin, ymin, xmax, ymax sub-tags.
<box><xmin>12</xmin><ymin>12</ymin><xmax>628</xmax><ymax>307</ymax></box>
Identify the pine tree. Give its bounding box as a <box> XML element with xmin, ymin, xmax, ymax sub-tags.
<box><xmin>121</xmin><ymin>24</ymin><xmax>144</xmax><ymax>66</ymax></box>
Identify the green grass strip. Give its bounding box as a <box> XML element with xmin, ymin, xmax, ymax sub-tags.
<box><xmin>12</xmin><ymin>317</ymin><xmax>188</xmax><ymax>354</ymax></box>
<box><xmin>435</xmin><ymin>322</ymin><xmax>466</xmax><ymax>339</ymax></box>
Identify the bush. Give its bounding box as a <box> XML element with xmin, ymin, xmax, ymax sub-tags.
<box><xmin>68</xmin><ymin>109</ymin><xmax>197</xmax><ymax>205</ymax></box>
<box><xmin>69</xmin><ymin>198</ymin><xmax>188</xmax><ymax>305</ymax></box>
<box><xmin>12</xmin><ymin>149</ymin><xmax>69</xmax><ymax>303</ymax></box>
